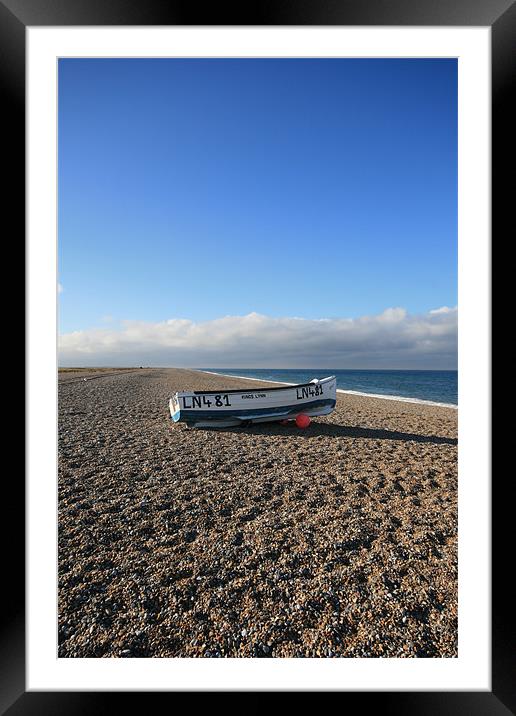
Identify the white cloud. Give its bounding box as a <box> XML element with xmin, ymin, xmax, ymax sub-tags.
<box><xmin>429</xmin><ymin>306</ymin><xmax>455</xmax><ymax>314</ymax></box>
<box><xmin>58</xmin><ymin>307</ymin><xmax>458</xmax><ymax>369</ymax></box>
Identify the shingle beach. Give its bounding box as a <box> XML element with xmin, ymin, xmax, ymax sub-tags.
<box><xmin>58</xmin><ymin>368</ymin><xmax>458</xmax><ymax>658</ymax></box>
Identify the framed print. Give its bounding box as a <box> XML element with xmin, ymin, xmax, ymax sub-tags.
<box><xmin>5</xmin><ymin>0</ymin><xmax>509</xmax><ymax>711</ymax></box>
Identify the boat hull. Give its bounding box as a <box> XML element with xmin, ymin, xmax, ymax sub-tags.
<box><xmin>169</xmin><ymin>376</ymin><xmax>337</xmax><ymax>428</ymax></box>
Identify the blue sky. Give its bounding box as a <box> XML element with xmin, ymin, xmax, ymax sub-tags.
<box><xmin>58</xmin><ymin>58</ymin><xmax>457</xmax><ymax>368</ymax></box>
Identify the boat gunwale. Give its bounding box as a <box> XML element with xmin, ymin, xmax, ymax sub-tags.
<box><xmin>179</xmin><ymin>375</ymin><xmax>336</xmax><ymax>396</ymax></box>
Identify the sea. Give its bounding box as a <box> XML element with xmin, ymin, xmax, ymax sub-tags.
<box><xmin>202</xmin><ymin>369</ymin><xmax>458</xmax><ymax>407</ymax></box>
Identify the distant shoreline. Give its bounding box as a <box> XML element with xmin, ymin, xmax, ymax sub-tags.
<box><xmin>57</xmin><ymin>366</ymin><xmax>458</xmax><ymax>409</ymax></box>
<box><xmin>199</xmin><ymin>369</ymin><xmax>458</xmax><ymax>410</ymax></box>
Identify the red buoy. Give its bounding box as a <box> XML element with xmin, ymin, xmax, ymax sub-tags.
<box><xmin>295</xmin><ymin>413</ymin><xmax>311</xmax><ymax>429</ymax></box>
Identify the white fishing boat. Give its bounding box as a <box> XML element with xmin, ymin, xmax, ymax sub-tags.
<box><xmin>169</xmin><ymin>375</ymin><xmax>337</xmax><ymax>428</ymax></box>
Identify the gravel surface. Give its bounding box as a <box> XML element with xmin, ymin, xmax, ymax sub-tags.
<box><xmin>58</xmin><ymin>368</ymin><xmax>458</xmax><ymax>658</ymax></box>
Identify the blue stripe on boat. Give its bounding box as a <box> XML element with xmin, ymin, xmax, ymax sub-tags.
<box><xmin>175</xmin><ymin>398</ymin><xmax>335</xmax><ymax>421</ymax></box>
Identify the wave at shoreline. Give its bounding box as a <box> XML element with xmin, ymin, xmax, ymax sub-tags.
<box><xmin>198</xmin><ymin>369</ymin><xmax>458</xmax><ymax>409</ymax></box>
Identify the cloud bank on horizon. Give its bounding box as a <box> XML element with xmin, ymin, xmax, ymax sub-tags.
<box><xmin>58</xmin><ymin>306</ymin><xmax>457</xmax><ymax>369</ymax></box>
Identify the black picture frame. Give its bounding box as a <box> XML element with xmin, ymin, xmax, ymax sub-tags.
<box><xmin>6</xmin><ymin>0</ymin><xmax>508</xmax><ymax>711</ymax></box>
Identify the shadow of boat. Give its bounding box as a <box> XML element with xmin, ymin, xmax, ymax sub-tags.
<box><xmin>199</xmin><ymin>421</ymin><xmax>457</xmax><ymax>446</ymax></box>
